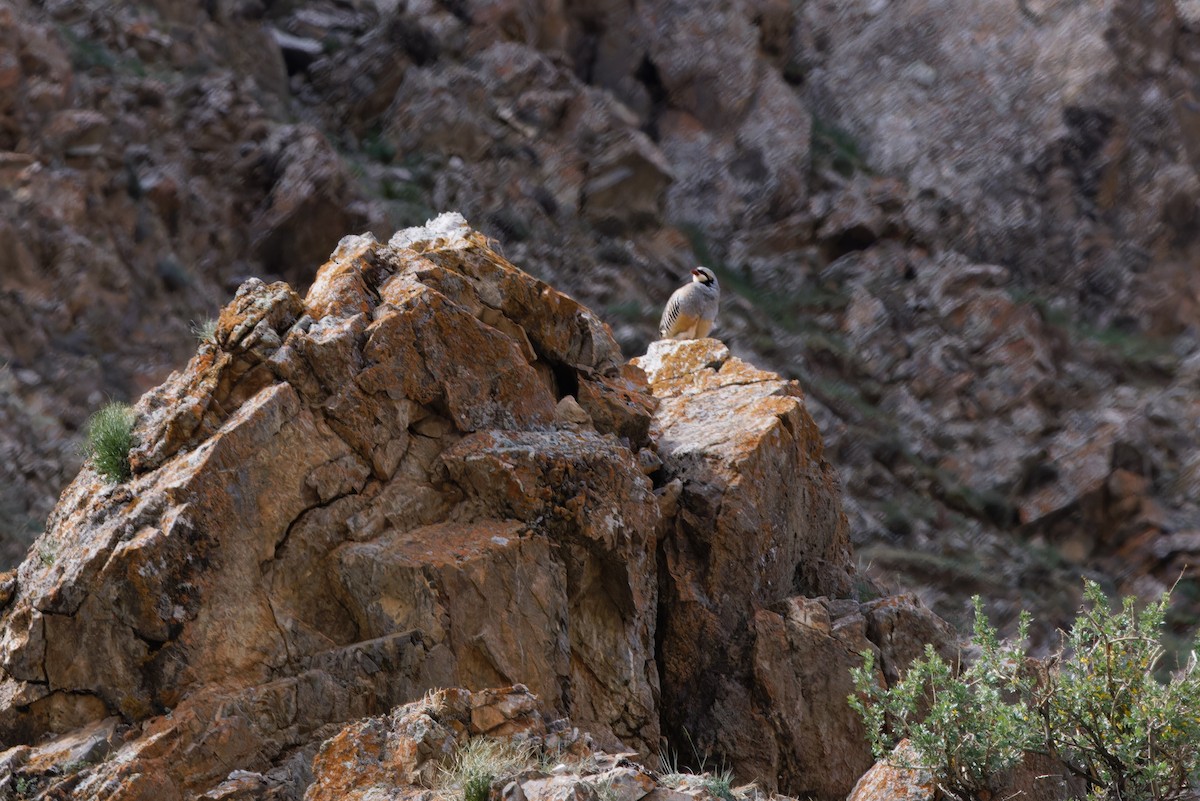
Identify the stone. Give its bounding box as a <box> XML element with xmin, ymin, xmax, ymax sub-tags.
<box><xmin>0</xmin><ymin>217</ymin><xmax>677</xmax><ymax>797</ymax></box>
<box><xmin>845</xmin><ymin>741</ymin><xmax>934</xmax><ymax>801</ymax></box>
<box><xmin>582</xmin><ymin>132</ymin><xmax>674</xmax><ymax>234</ymax></box>
<box><xmin>632</xmin><ymin>339</ymin><xmax>954</xmax><ymax>799</ymax></box>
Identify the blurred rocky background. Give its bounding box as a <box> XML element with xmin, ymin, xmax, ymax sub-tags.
<box><xmin>4</xmin><ymin>0</ymin><xmax>1200</xmax><ymax>646</ymax></box>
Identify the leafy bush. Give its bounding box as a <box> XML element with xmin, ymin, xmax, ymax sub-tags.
<box><xmin>84</xmin><ymin>401</ymin><xmax>135</xmax><ymax>483</ymax></box>
<box><xmin>849</xmin><ymin>598</ymin><xmax>1035</xmax><ymax>801</ymax></box>
<box><xmin>1028</xmin><ymin>582</ymin><xmax>1200</xmax><ymax>801</ymax></box>
<box><xmin>850</xmin><ymin>583</ymin><xmax>1200</xmax><ymax>801</ymax></box>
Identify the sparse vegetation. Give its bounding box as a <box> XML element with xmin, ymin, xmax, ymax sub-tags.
<box><xmin>656</xmin><ymin>735</ymin><xmax>740</xmax><ymax>801</ymax></box>
<box><xmin>59</xmin><ymin>758</ymin><xmax>91</xmax><ymax>776</ymax></box>
<box><xmin>582</xmin><ymin>776</ymin><xmax>619</xmax><ymax>801</ymax></box>
<box><xmin>36</xmin><ymin>537</ymin><xmax>58</xmax><ymax>567</ymax></box>
<box><xmin>850</xmin><ymin>583</ymin><xmax>1200</xmax><ymax>801</ymax></box>
<box><xmin>363</xmin><ymin>127</ymin><xmax>398</xmax><ymax>164</ymax></box>
<box><xmin>57</xmin><ymin>25</ymin><xmax>146</xmax><ymax>76</ymax></box>
<box><xmin>657</xmin><ymin>743</ymin><xmax>691</xmax><ymax>788</ymax></box>
<box><xmin>84</xmin><ymin>402</ymin><xmax>136</xmax><ymax>483</ymax></box>
<box><xmin>700</xmin><ymin>769</ymin><xmax>736</xmax><ymax>801</ymax></box>
<box><xmin>440</xmin><ymin>737</ymin><xmax>535</xmax><ymax>801</ymax></box>
<box><xmin>190</xmin><ymin>317</ymin><xmax>218</xmax><ymax>344</ymax></box>
<box><xmin>343</xmin><ymin>145</ymin><xmax>437</xmax><ymax>230</ymax></box>
<box><xmin>1007</xmin><ymin>287</ymin><xmax>1176</xmax><ymax>374</ymax></box>
<box><xmin>811</xmin><ymin>116</ymin><xmax>871</xmax><ymax>177</ymax></box>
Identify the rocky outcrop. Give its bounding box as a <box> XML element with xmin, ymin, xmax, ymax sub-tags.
<box><xmin>636</xmin><ymin>340</ymin><xmax>955</xmax><ymax>798</ymax></box>
<box><xmin>0</xmin><ymin>215</ymin><xmax>659</xmax><ymax>797</ymax></box>
<box><xmin>301</xmin><ymin>685</ymin><xmax>783</xmax><ymax>801</ymax></box>
<box><xmin>0</xmin><ymin>216</ymin><xmax>955</xmax><ymax>800</ymax></box>
<box><xmin>7</xmin><ymin>0</ymin><xmax>1200</xmax><ymax>667</ymax></box>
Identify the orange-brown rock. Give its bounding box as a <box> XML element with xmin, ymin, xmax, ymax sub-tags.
<box><xmin>303</xmin><ymin>686</ymin><xmax>794</xmax><ymax>801</ymax></box>
<box><xmin>847</xmin><ymin>740</ymin><xmax>1082</xmax><ymax>801</ymax></box>
<box><xmin>845</xmin><ymin>741</ymin><xmax>934</xmax><ymax>801</ymax></box>
<box><xmin>0</xmin><ymin>216</ymin><xmax>959</xmax><ymax>800</ymax></box>
<box><xmin>632</xmin><ymin>339</ymin><xmax>953</xmax><ymax>799</ymax></box>
<box><xmin>303</xmin><ymin>686</ymin><xmax>549</xmax><ymax>801</ymax></box>
<box><xmin>0</xmin><ymin>215</ymin><xmax>661</xmax><ymax>797</ymax></box>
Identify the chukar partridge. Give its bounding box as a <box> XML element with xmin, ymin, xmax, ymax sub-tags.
<box><xmin>659</xmin><ymin>266</ymin><xmax>720</xmax><ymax>340</ymax></box>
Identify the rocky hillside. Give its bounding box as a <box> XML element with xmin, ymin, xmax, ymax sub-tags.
<box><xmin>5</xmin><ymin>0</ymin><xmax>1200</xmax><ymax>646</ymax></box>
<box><xmin>0</xmin><ymin>217</ymin><xmax>954</xmax><ymax>800</ymax></box>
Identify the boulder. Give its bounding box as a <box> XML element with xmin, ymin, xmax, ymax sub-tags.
<box><xmin>633</xmin><ymin>339</ymin><xmax>955</xmax><ymax>799</ymax></box>
<box><xmin>0</xmin><ymin>215</ymin><xmax>660</xmax><ymax>796</ymax></box>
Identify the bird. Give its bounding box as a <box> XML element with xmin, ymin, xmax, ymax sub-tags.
<box><xmin>659</xmin><ymin>266</ymin><xmax>720</xmax><ymax>340</ymax></box>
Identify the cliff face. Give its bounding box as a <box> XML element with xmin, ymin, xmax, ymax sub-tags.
<box><xmin>6</xmin><ymin>0</ymin><xmax>1200</xmax><ymax>650</ymax></box>
<box><xmin>0</xmin><ymin>216</ymin><xmax>952</xmax><ymax>801</ymax></box>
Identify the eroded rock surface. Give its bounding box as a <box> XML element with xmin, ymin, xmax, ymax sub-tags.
<box><xmin>634</xmin><ymin>339</ymin><xmax>954</xmax><ymax>798</ymax></box>
<box><xmin>302</xmin><ymin>686</ymin><xmax>789</xmax><ymax>801</ymax></box>
<box><xmin>0</xmin><ymin>216</ymin><xmax>957</xmax><ymax>801</ymax></box>
<box><xmin>0</xmin><ymin>215</ymin><xmax>660</xmax><ymax>798</ymax></box>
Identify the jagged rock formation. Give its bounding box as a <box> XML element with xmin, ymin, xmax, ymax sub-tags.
<box><xmin>303</xmin><ymin>685</ymin><xmax>780</xmax><ymax>801</ymax></box>
<box><xmin>6</xmin><ymin>0</ymin><xmax>1200</xmax><ymax>655</ymax></box>
<box><xmin>633</xmin><ymin>339</ymin><xmax>955</xmax><ymax>799</ymax></box>
<box><xmin>0</xmin><ymin>216</ymin><xmax>952</xmax><ymax>800</ymax></box>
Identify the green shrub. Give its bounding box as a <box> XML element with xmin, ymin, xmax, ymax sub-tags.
<box><xmin>849</xmin><ymin>598</ymin><xmax>1035</xmax><ymax>801</ymax></box>
<box><xmin>1029</xmin><ymin>582</ymin><xmax>1200</xmax><ymax>801</ymax></box>
<box><xmin>85</xmin><ymin>402</ymin><xmax>135</xmax><ymax>483</ymax></box>
<box><xmin>850</xmin><ymin>584</ymin><xmax>1200</xmax><ymax>801</ymax></box>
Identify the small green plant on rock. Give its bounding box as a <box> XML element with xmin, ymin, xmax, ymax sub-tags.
<box><xmin>84</xmin><ymin>401</ymin><xmax>136</xmax><ymax>483</ymax></box>
<box><xmin>440</xmin><ymin>737</ymin><xmax>534</xmax><ymax>801</ymax></box>
<box><xmin>583</xmin><ymin>776</ymin><xmax>619</xmax><ymax>801</ymax></box>
<box><xmin>190</xmin><ymin>317</ymin><xmax>217</xmax><ymax>344</ymax></box>
<box><xmin>811</xmin><ymin>115</ymin><xmax>871</xmax><ymax>177</ymax></box>
<box><xmin>656</xmin><ymin>743</ymin><xmax>690</xmax><ymax>789</ymax></box>
<box><xmin>36</xmin><ymin>537</ymin><xmax>58</xmax><ymax>567</ymax></box>
<box><xmin>700</xmin><ymin>768</ymin><xmax>736</xmax><ymax>801</ymax></box>
<box><xmin>60</xmin><ymin>758</ymin><xmax>90</xmax><ymax>775</ymax></box>
<box><xmin>656</xmin><ymin>736</ymin><xmax>740</xmax><ymax>801</ymax></box>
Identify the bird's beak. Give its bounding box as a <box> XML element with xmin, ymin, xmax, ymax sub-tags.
<box><xmin>690</xmin><ymin>269</ymin><xmax>700</xmax><ymax>278</ymax></box>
